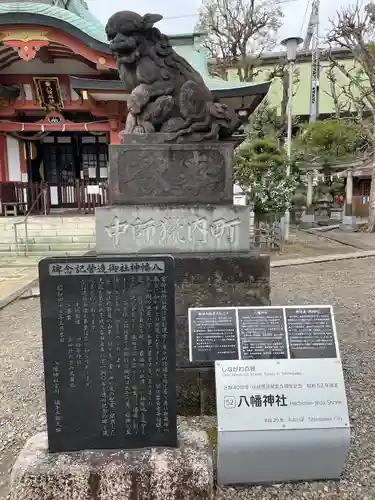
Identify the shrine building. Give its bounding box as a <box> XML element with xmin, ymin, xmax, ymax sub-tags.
<box><xmin>0</xmin><ymin>0</ymin><xmax>269</xmax><ymax>213</ymax></box>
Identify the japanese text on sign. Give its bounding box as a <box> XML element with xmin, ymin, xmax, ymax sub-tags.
<box><xmin>215</xmin><ymin>359</ymin><xmax>350</xmax><ymax>432</ymax></box>
<box><xmin>39</xmin><ymin>256</ymin><xmax>177</xmax><ymax>453</ymax></box>
<box><xmin>49</xmin><ymin>261</ymin><xmax>165</xmax><ymax>276</ymax></box>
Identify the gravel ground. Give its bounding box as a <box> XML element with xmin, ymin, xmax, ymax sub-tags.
<box><xmin>0</xmin><ymin>257</ymin><xmax>375</xmax><ymax>499</ymax></box>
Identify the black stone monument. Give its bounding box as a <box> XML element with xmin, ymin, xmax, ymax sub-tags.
<box><xmin>285</xmin><ymin>306</ymin><xmax>337</xmax><ymax>359</ymax></box>
<box><xmin>39</xmin><ymin>255</ymin><xmax>177</xmax><ymax>453</ymax></box>
<box><xmin>189</xmin><ymin>308</ymin><xmax>239</xmax><ymax>362</ymax></box>
<box><xmin>237</xmin><ymin>307</ymin><xmax>288</xmax><ymax>360</ymax></box>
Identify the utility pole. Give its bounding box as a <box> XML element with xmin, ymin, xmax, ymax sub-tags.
<box><xmin>300</xmin><ymin>0</ymin><xmax>320</xmax><ymax>229</ymax></box>
<box><xmin>281</xmin><ymin>36</ymin><xmax>303</xmax><ymax>241</ymax></box>
<box><xmin>304</xmin><ymin>0</ymin><xmax>320</xmax><ymax>122</ymax></box>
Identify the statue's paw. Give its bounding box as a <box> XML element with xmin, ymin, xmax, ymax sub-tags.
<box><xmin>133</xmin><ymin>125</ymin><xmax>147</xmax><ymax>134</ymax></box>
<box><xmin>129</xmin><ymin>84</ymin><xmax>150</xmax><ymax>114</ymax></box>
<box><xmin>136</xmin><ymin>120</ymin><xmax>155</xmax><ymax>133</ymax></box>
<box><xmin>160</xmin><ymin>117</ymin><xmax>186</xmax><ymax>133</ymax></box>
<box><xmin>145</xmin><ymin>96</ymin><xmax>174</xmax><ymax>126</ymax></box>
<box><xmin>124</xmin><ymin>112</ymin><xmax>137</xmax><ymax>134</ymax></box>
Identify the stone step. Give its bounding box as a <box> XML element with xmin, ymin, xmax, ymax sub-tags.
<box><xmin>0</xmin><ymin>234</ymin><xmax>96</xmax><ymax>243</ymax></box>
<box><xmin>0</xmin><ymin>224</ymin><xmax>96</xmax><ymax>233</ymax></box>
<box><xmin>0</xmin><ymin>250</ymin><xmax>86</xmax><ymax>257</ymax></box>
<box><xmin>0</xmin><ymin>216</ymin><xmax>96</xmax><ymax>256</ymax></box>
<box><xmin>0</xmin><ymin>241</ymin><xmax>95</xmax><ymax>253</ymax></box>
<box><xmin>0</xmin><ymin>217</ymin><xmax>95</xmax><ymax>231</ymax></box>
<box><xmin>5</xmin><ymin>228</ymin><xmax>95</xmax><ymax>237</ymax></box>
<box><xmin>29</xmin><ymin>235</ymin><xmax>95</xmax><ymax>244</ymax></box>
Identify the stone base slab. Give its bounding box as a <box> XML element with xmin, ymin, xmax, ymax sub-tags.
<box><xmin>340</xmin><ymin>215</ymin><xmax>357</xmax><ymax>230</ymax></box>
<box><xmin>330</xmin><ymin>209</ymin><xmax>343</xmax><ymax>222</ymax></box>
<box><xmin>10</xmin><ymin>424</ymin><xmax>213</xmax><ymax>500</ymax></box>
<box><xmin>96</xmin><ymin>205</ymin><xmax>251</xmax><ymax>254</ymax></box>
<box><xmin>299</xmin><ymin>213</ymin><xmax>316</xmax><ymax>229</ymax></box>
<box><xmin>109</xmin><ymin>136</ymin><xmax>234</xmax><ymax>205</ymax></box>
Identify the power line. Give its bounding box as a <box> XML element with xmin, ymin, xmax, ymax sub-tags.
<box><xmin>164</xmin><ymin>14</ymin><xmax>198</xmax><ymax>20</ymax></box>
<box><xmin>300</xmin><ymin>0</ymin><xmax>312</xmax><ymax>37</ymax></box>
<box><xmin>162</xmin><ymin>0</ymin><xmax>298</xmax><ymax>20</ymax></box>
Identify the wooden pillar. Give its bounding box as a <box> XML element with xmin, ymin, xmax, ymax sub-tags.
<box><xmin>109</xmin><ymin>119</ymin><xmax>121</xmax><ymax>144</ymax></box>
<box><xmin>19</xmin><ymin>140</ymin><xmax>28</xmax><ymax>182</ymax></box>
<box><xmin>0</xmin><ymin>134</ymin><xmax>8</xmax><ymax>181</ymax></box>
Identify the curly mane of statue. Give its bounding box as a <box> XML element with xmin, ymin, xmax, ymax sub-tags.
<box><xmin>106</xmin><ymin>11</ymin><xmax>239</xmax><ymax>142</ymax></box>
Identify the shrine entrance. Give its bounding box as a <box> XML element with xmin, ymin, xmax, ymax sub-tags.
<box><xmin>27</xmin><ymin>133</ymin><xmax>109</xmax><ymax>208</ymax></box>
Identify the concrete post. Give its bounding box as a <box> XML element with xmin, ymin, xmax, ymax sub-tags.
<box><xmin>300</xmin><ymin>170</ymin><xmax>315</xmax><ymax>228</ymax></box>
<box><xmin>341</xmin><ymin>167</ymin><xmax>356</xmax><ymax>229</ymax></box>
<box><xmin>306</xmin><ymin>171</ymin><xmax>314</xmax><ymax>214</ymax></box>
<box><xmin>345</xmin><ymin>167</ymin><xmax>353</xmax><ymax>216</ymax></box>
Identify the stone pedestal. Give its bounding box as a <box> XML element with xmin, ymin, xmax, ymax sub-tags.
<box><xmin>174</xmin><ymin>253</ymin><xmax>270</xmax><ymax>415</ymax></box>
<box><xmin>95</xmin><ymin>136</ymin><xmax>271</xmax><ymax>417</ymax></box>
<box><xmin>329</xmin><ymin>208</ymin><xmax>343</xmax><ymax>224</ymax></box>
<box><xmin>109</xmin><ymin>134</ymin><xmax>234</xmax><ymax>205</ymax></box>
<box><xmin>95</xmin><ymin>205</ymin><xmax>251</xmax><ymax>254</ymax></box>
<box><xmin>299</xmin><ymin>212</ymin><xmax>316</xmax><ymax>229</ymax></box>
<box><xmin>11</xmin><ymin>425</ymin><xmax>213</xmax><ymax>500</ymax></box>
<box><xmin>340</xmin><ymin>215</ymin><xmax>357</xmax><ymax>231</ymax></box>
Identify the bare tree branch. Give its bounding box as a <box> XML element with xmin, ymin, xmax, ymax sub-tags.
<box><xmin>197</xmin><ymin>0</ymin><xmax>283</xmax><ymax>82</ymax></box>
<box><xmin>327</xmin><ymin>1</ymin><xmax>375</xmax><ymax>230</ymax></box>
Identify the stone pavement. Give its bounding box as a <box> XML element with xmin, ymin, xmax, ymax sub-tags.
<box><xmin>270</xmin><ymin>229</ymin><xmax>362</xmax><ymax>261</ymax></box>
<box><xmin>315</xmin><ymin>228</ymin><xmax>375</xmax><ymax>250</ymax></box>
<box><xmin>0</xmin><ymin>257</ymin><xmax>40</xmax><ymax>310</ymax></box>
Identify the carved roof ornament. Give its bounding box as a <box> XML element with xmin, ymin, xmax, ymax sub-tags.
<box><xmin>0</xmin><ymin>30</ymin><xmax>49</xmax><ymax>42</ymax></box>
<box><xmin>105</xmin><ymin>11</ymin><xmax>241</xmax><ymax>142</ymax></box>
<box><xmin>0</xmin><ymin>30</ymin><xmax>50</xmax><ymax>61</ymax></box>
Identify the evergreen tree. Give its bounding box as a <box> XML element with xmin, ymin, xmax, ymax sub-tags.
<box><xmin>234</xmin><ymin>136</ymin><xmax>297</xmax><ymax>218</ymax></box>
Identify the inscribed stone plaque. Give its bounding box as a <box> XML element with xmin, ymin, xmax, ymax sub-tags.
<box><xmin>215</xmin><ymin>359</ymin><xmax>350</xmax><ymax>431</ymax></box>
<box><xmin>39</xmin><ymin>256</ymin><xmax>177</xmax><ymax>453</ymax></box>
<box><xmin>95</xmin><ymin>205</ymin><xmax>251</xmax><ymax>254</ymax></box>
<box><xmin>285</xmin><ymin>306</ymin><xmax>337</xmax><ymax>359</ymax></box>
<box><xmin>189</xmin><ymin>308</ymin><xmax>239</xmax><ymax>362</ymax></box>
<box><xmin>109</xmin><ymin>139</ymin><xmax>234</xmax><ymax>205</ymax></box>
<box><xmin>237</xmin><ymin>307</ymin><xmax>288</xmax><ymax>360</ymax></box>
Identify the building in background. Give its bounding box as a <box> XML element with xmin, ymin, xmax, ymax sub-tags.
<box><xmin>218</xmin><ymin>48</ymin><xmax>365</xmax><ymax>120</ymax></box>
<box><xmin>0</xmin><ymin>0</ymin><xmax>270</xmax><ymax>213</ymax></box>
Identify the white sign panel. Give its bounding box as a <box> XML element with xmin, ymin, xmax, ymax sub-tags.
<box><xmin>216</xmin><ymin>359</ymin><xmax>350</xmax><ymax>431</ymax></box>
<box><xmin>233</xmin><ymin>195</ymin><xmax>247</xmax><ymax>206</ymax></box>
<box><xmin>87</xmin><ymin>185</ymin><xmax>100</xmax><ymax>195</ymax></box>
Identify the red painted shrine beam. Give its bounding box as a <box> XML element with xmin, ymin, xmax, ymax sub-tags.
<box><xmin>0</xmin><ymin>122</ymin><xmax>111</xmax><ymax>132</ymax></box>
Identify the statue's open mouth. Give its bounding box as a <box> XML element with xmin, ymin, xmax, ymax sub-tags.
<box><xmin>117</xmin><ymin>52</ymin><xmax>140</xmax><ymax>64</ymax></box>
<box><xmin>110</xmin><ymin>39</ymin><xmax>139</xmax><ymax>64</ymax></box>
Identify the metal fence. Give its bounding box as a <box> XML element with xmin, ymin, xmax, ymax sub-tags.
<box><xmin>249</xmin><ymin>212</ymin><xmax>284</xmax><ymax>251</ymax></box>
<box><xmin>0</xmin><ymin>180</ymin><xmax>109</xmax><ymax>216</ymax></box>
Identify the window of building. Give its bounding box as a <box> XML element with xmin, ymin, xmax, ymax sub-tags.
<box><xmin>81</xmin><ymin>135</ymin><xmax>108</xmax><ymax>180</ymax></box>
<box><xmin>361</xmin><ymin>180</ymin><xmax>371</xmax><ymax>197</ymax></box>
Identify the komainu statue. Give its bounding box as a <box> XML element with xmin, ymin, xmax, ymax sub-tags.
<box><xmin>105</xmin><ymin>11</ymin><xmax>239</xmax><ymax>142</ymax></box>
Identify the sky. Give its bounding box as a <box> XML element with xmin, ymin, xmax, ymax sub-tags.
<box><xmin>87</xmin><ymin>0</ymin><xmax>358</xmax><ymax>44</ymax></box>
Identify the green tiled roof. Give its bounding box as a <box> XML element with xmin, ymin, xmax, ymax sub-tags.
<box><xmin>173</xmin><ymin>43</ymin><xmax>269</xmax><ymax>94</ymax></box>
<box><xmin>0</xmin><ymin>2</ymin><xmax>107</xmax><ymax>43</ymax></box>
<box><xmin>0</xmin><ymin>2</ymin><xmax>269</xmax><ymax>98</ymax></box>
